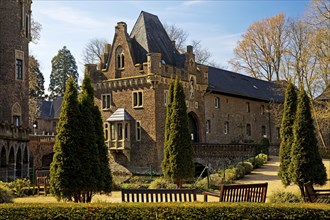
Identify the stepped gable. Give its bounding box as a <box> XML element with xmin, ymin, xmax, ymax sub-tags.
<box><xmin>208</xmin><ymin>67</ymin><xmax>285</xmax><ymax>102</ymax></box>
<box><xmin>130</xmin><ymin>11</ymin><xmax>185</xmax><ymax>67</ymax></box>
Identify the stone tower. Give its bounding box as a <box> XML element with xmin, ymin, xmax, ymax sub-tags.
<box><xmin>0</xmin><ymin>0</ymin><xmax>31</xmax><ymax>127</ymax></box>
<box><xmin>0</xmin><ymin>0</ymin><xmax>32</xmax><ymax>181</ymax></box>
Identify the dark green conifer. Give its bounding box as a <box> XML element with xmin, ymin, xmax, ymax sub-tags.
<box><xmin>289</xmin><ymin>89</ymin><xmax>327</xmax><ymax>197</ymax></box>
<box><xmin>93</xmin><ymin>105</ymin><xmax>112</xmax><ymax>193</ymax></box>
<box><xmin>162</xmin><ymin>78</ymin><xmax>194</xmax><ymax>188</ymax></box>
<box><xmin>49</xmin><ymin>77</ymin><xmax>81</xmax><ymax>201</ymax></box>
<box><xmin>77</xmin><ymin>74</ymin><xmax>101</xmax><ymax>202</ymax></box>
<box><xmin>278</xmin><ymin>83</ymin><xmax>297</xmax><ymax>186</ymax></box>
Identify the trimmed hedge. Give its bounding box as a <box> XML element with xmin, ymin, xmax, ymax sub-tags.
<box><xmin>0</xmin><ymin>203</ymin><xmax>329</xmax><ymax>219</ymax></box>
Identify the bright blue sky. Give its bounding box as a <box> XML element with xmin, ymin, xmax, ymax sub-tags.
<box><xmin>30</xmin><ymin>0</ymin><xmax>309</xmax><ymax>90</ymax></box>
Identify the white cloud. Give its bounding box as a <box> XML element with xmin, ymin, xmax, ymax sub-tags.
<box><xmin>182</xmin><ymin>1</ymin><xmax>205</xmax><ymax>7</ymax></box>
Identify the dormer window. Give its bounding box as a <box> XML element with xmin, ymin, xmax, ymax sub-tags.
<box><xmin>116</xmin><ymin>46</ymin><xmax>124</xmax><ymax>69</ymax></box>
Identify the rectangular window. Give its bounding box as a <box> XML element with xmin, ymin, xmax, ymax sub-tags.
<box><xmin>104</xmin><ymin>123</ymin><xmax>109</xmax><ymax>141</ymax></box>
<box><xmin>214</xmin><ymin>97</ymin><xmax>220</xmax><ymax>108</ymax></box>
<box><xmin>136</xmin><ymin>121</ymin><xmax>141</xmax><ymax>141</ymax></box>
<box><xmin>261</xmin><ymin>125</ymin><xmax>266</xmax><ymax>137</ymax></box>
<box><xmin>224</xmin><ymin>121</ymin><xmax>229</xmax><ymax>134</ymax></box>
<box><xmin>13</xmin><ymin>116</ymin><xmax>20</xmax><ymax>126</ymax></box>
<box><xmin>133</xmin><ymin>91</ymin><xmax>143</xmax><ymax>108</ymax></box>
<box><xmin>102</xmin><ymin>94</ymin><xmax>111</xmax><ymax>110</ymax></box>
<box><xmin>118</xmin><ymin>123</ymin><xmax>123</xmax><ymax>140</ymax></box>
<box><xmin>206</xmin><ymin>120</ymin><xmax>211</xmax><ymax>134</ymax></box>
<box><xmin>276</xmin><ymin>127</ymin><xmax>280</xmax><ymax>139</ymax></box>
<box><xmin>246</xmin><ymin>102</ymin><xmax>250</xmax><ymax>113</ymax></box>
<box><xmin>246</xmin><ymin>124</ymin><xmax>251</xmax><ymax>136</ymax></box>
<box><xmin>124</xmin><ymin>123</ymin><xmax>129</xmax><ymax>139</ymax></box>
<box><xmin>164</xmin><ymin>90</ymin><xmax>168</xmax><ymax>106</ymax></box>
<box><xmin>110</xmin><ymin>124</ymin><xmax>115</xmax><ymax>140</ymax></box>
<box><xmin>16</xmin><ymin>59</ymin><xmax>23</xmax><ymax>80</ymax></box>
<box><xmin>260</xmin><ymin>105</ymin><xmax>265</xmax><ymax>115</ymax></box>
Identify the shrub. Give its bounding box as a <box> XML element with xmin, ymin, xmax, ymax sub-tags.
<box><xmin>268</xmin><ymin>191</ymin><xmax>302</xmax><ymax>203</ymax></box>
<box><xmin>149</xmin><ymin>177</ymin><xmax>176</xmax><ymax>189</ymax></box>
<box><xmin>237</xmin><ymin>162</ymin><xmax>253</xmax><ymax>175</ymax></box>
<box><xmin>235</xmin><ymin>164</ymin><xmax>245</xmax><ymax>179</ymax></box>
<box><xmin>195</xmin><ymin>174</ymin><xmax>223</xmax><ymax>191</ymax></box>
<box><xmin>257</xmin><ymin>153</ymin><xmax>268</xmax><ymax>163</ymax></box>
<box><xmin>6</xmin><ymin>178</ymin><xmax>31</xmax><ymax>197</ymax></box>
<box><xmin>0</xmin><ymin>183</ymin><xmax>13</xmax><ymax>203</ymax></box>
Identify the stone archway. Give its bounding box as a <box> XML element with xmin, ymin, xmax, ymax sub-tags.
<box><xmin>16</xmin><ymin>147</ymin><xmax>22</xmax><ymax>178</ymax></box>
<box><xmin>0</xmin><ymin>147</ymin><xmax>7</xmax><ymax>181</ymax></box>
<box><xmin>8</xmin><ymin>147</ymin><xmax>15</xmax><ymax>181</ymax></box>
<box><xmin>188</xmin><ymin>112</ymin><xmax>199</xmax><ymax>143</ymax></box>
<box><xmin>22</xmin><ymin>146</ymin><xmax>29</xmax><ymax>178</ymax></box>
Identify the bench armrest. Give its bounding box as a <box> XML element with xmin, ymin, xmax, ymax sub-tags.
<box><xmin>203</xmin><ymin>191</ymin><xmax>220</xmax><ymax>202</ymax></box>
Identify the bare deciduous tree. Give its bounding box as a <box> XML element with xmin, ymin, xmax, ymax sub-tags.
<box><xmin>31</xmin><ymin>16</ymin><xmax>42</xmax><ymax>44</ymax></box>
<box><xmin>164</xmin><ymin>23</ymin><xmax>216</xmax><ymax>66</ymax></box>
<box><xmin>230</xmin><ymin>13</ymin><xmax>287</xmax><ymax>81</ymax></box>
<box><xmin>82</xmin><ymin>38</ymin><xmax>108</xmax><ymax>64</ymax></box>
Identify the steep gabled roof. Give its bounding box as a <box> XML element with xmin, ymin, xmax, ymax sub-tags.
<box><xmin>130</xmin><ymin>11</ymin><xmax>185</xmax><ymax>67</ymax></box>
<box><xmin>208</xmin><ymin>67</ymin><xmax>285</xmax><ymax>102</ymax></box>
<box><xmin>38</xmin><ymin>100</ymin><xmax>53</xmax><ymax>119</ymax></box>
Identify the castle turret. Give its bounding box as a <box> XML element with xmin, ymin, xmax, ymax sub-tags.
<box><xmin>0</xmin><ymin>0</ymin><xmax>32</xmax><ymax>127</ymax></box>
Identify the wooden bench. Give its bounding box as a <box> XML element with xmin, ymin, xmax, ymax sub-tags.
<box><xmin>203</xmin><ymin>182</ymin><xmax>268</xmax><ymax>202</ymax></box>
<box><xmin>304</xmin><ymin>181</ymin><xmax>330</xmax><ymax>203</ymax></box>
<box><xmin>122</xmin><ymin>188</ymin><xmax>197</xmax><ymax>202</ymax></box>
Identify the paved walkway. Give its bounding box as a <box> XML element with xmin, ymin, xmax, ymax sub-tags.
<box><xmin>14</xmin><ymin>156</ymin><xmax>330</xmax><ymax>203</ymax></box>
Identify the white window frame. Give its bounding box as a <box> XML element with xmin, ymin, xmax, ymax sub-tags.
<box><xmin>133</xmin><ymin>91</ymin><xmax>143</xmax><ymax>108</ymax></box>
<box><xmin>224</xmin><ymin>121</ymin><xmax>229</xmax><ymax>134</ymax></box>
<box><xmin>206</xmin><ymin>120</ymin><xmax>211</xmax><ymax>134</ymax></box>
<box><xmin>214</xmin><ymin>97</ymin><xmax>220</xmax><ymax>108</ymax></box>
<box><xmin>102</xmin><ymin>94</ymin><xmax>111</xmax><ymax>110</ymax></box>
<box><xmin>164</xmin><ymin>90</ymin><xmax>168</xmax><ymax>106</ymax></box>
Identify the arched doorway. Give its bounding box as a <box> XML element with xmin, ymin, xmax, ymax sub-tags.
<box><xmin>23</xmin><ymin>146</ymin><xmax>29</xmax><ymax>178</ymax></box>
<box><xmin>188</xmin><ymin>112</ymin><xmax>199</xmax><ymax>143</ymax></box>
<box><xmin>0</xmin><ymin>147</ymin><xmax>7</xmax><ymax>181</ymax></box>
<box><xmin>8</xmin><ymin>147</ymin><xmax>15</xmax><ymax>181</ymax></box>
<box><xmin>16</xmin><ymin>147</ymin><xmax>22</xmax><ymax>178</ymax></box>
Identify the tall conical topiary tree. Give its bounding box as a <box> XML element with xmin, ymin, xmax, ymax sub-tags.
<box><xmin>93</xmin><ymin>105</ymin><xmax>112</xmax><ymax>193</ymax></box>
<box><xmin>278</xmin><ymin>83</ymin><xmax>297</xmax><ymax>186</ymax></box>
<box><xmin>77</xmin><ymin>73</ymin><xmax>101</xmax><ymax>202</ymax></box>
<box><xmin>289</xmin><ymin>89</ymin><xmax>327</xmax><ymax>198</ymax></box>
<box><xmin>162</xmin><ymin>78</ymin><xmax>194</xmax><ymax>188</ymax></box>
<box><xmin>162</xmin><ymin>81</ymin><xmax>174</xmax><ymax>176</ymax></box>
<box><xmin>50</xmin><ymin>77</ymin><xmax>82</xmax><ymax>201</ymax></box>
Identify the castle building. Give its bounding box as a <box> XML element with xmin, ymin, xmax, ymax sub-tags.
<box><xmin>0</xmin><ymin>0</ymin><xmax>32</xmax><ymax>181</ymax></box>
<box><xmin>86</xmin><ymin>11</ymin><xmax>285</xmax><ymax>174</ymax></box>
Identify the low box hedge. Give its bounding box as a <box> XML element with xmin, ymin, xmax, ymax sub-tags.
<box><xmin>0</xmin><ymin>203</ymin><xmax>329</xmax><ymax>219</ymax></box>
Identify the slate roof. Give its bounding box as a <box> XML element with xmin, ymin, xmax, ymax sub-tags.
<box><xmin>130</xmin><ymin>11</ymin><xmax>185</xmax><ymax>67</ymax></box>
<box><xmin>208</xmin><ymin>67</ymin><xmax>285</xmax><ymax>102</ymax></box>
<box><xmin>107</xmin><ymin>108</ymin><xmax>132</xmax><ymax>122</ymax></box>
<box><xmin>38</xmin><ymin>97</ymin><xmax>63</xmax><ymax>119</ymax></box>
<box><xmin>38</xmin><ymin>100</ymin><xmax>53</xmax><ymax>119</ymax></box>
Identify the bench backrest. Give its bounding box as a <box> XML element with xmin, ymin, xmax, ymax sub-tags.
<box><xmin>304</xmin><ymin>182</ymin><xmax>317</xmax><ymax>202</ymax></box>
<box><xmin>122</xmin><ymin>189</ymin><xmax>197</xmax><ymax>202</ymax></box>
<box><xmin>219</xmin><ymin>182</ymin><xmax>268</xmax><ymax>202</ymax></box>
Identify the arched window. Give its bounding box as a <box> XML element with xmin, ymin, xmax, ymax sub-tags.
<box><xmin>12</xmin><ymin>103</ymin><xmax>22</xmax><ymax>126</ymax></box>
<box><xmin>116</xmin><ymin>46</ymin><xmax>124</xmax><ymax>69</ymax></box>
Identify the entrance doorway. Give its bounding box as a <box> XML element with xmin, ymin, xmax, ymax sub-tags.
<box><xmin>188</xmin><ymin>112</ymin><xmax>199</xmax><ymax>143</ymax></box>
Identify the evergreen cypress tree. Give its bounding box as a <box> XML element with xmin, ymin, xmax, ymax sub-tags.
<box><xmin>49</xmin><ymin>77</ymin><xmax>81</xmax><ymax>201</ymax></box>
<box><xmin>162</xmin><ymin>81</ymin><xmax>174</xmax><ymax>176</ymax></box>
<box><xmin>93</xmin><ymin>105</ymin><xmax>112</xmax><ymax>193</ymax></box>
<box><xmin>289</xmin><ymin>89</ymin><xmax>327</xmax><ymax>197</ymax></box>
<box><xmin>278</xmin><ymin>83</ymin><xmax>297</xmax><ymax>186</ymax></box>
<box><xmin>162</xmin><ymin>78</ymin><xmax>194</xmax><ymax>188</ymax></box>
<box><xmin>77</xmin><ymin>74</ymin><xmax>101</xmax><ymax>202</ymax></box>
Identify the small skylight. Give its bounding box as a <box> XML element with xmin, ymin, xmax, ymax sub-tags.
<box><xmin>253</xmin><ymin>85</ymin><xmax>258</xmax><ymax>89</ymax></box>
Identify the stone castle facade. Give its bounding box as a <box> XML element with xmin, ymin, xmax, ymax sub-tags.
<box><xmin>0</xmin><ymin>0</ymin><xmax>32</xmax><ymax>181</ymax></box>
<box><xmin>86</xmin><ymin>11</ymin><xmax>284</xmax><ymax>174</ymax></box>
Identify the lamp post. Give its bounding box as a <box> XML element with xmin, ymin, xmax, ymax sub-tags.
<box><xmin>33</xmin><ymin>123</ymin><xmax>37</xmax><ymax>135</ymax></box>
